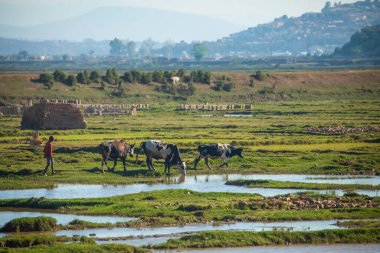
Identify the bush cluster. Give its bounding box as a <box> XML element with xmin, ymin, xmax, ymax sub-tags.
<box><xmin>213</xmin><ymin>75</ymin><xmax>235</xmax><ymax>92</ymax></box>
<box><xmin>1</xmin><ymin>216</ymin><xmax>58</xmax><ymax>232</ymax></box>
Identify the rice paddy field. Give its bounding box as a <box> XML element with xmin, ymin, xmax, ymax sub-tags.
<box><xmin>0</xmin><ymin>70</ymin><xmax>379</xmax><ymax>252</ymax></box>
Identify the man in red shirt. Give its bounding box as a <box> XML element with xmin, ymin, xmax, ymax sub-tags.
<box><xmin>42</xmin><ymin>135</ymin><xmax>56</xmax><ymax>176</ymax></box>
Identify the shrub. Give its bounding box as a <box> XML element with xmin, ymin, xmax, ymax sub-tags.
<box><xmin>1</xmin><ymin>216</ymin><xmax>58</xmax><ymax>232</ymax></box>
<box><xmin>89</xmin><ymin>70</ymin><xmax>100</xmax><ymax>83</ymax></box>
<box><xmin>65</xmin><ymin>75</ymin><xmax>77</xmax><ymax>86</ymax></box>
<box><xmin>254</xmin><ymin>70</ymin><xmax>265</xmax><ymax>81</ymax></box>
<box><xmin>77</xmin><ymin>70</ymin><xmax>90</xmax><ymax>84</ymax></box>
<box><xmin>222</xmin><ymin>82</ymin><xmax>235</xmax><ymax>92</ymax></box>
<box><xmin>178</xmin><ymin>204</ymin><xmax>211</xmax><ymax>212</ymax></box>
<box><xmin>53</xmin><ymin>70</ymin><xmax>66</xmax><ymax>82</ymax></box>
<box><xmin>100</xmin><ymin>80</ymin><xmax>106</xmax><ymax>90</ymax></box>
<box><xmin>38</xmin><ymin>73</ymin><xmax>53</xmax><ymax>86</ymax></box>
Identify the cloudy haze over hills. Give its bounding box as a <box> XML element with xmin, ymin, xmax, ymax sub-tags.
<box><xmin>0</xmin><ymin>6</ymin><xmax>243</xmax><ymax>42</ymax></box>
<box><xmin>0</xmin><ymin>0</ymin><xmax>376</xmax><ymax>58</ymax></box>
<box><xmin>0</xmin><ymin>0</ymin><xmax>358</xmax><ymax>42</ymax></box>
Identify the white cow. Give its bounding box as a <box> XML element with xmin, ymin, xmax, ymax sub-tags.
<box><xmin>136</xmin><ymin>140</ymin><xmax>186</xmax><ymax>175</ymax></box>
<box><xmin>170</xmin><ymin>76</ymin><xmax>180</xmax><ymax>85</ymax></box>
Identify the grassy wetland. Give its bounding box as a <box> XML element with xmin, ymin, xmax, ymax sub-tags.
<box><xmin>0</xmin><ymin>70</ymin><xmax>380</xmax><ymax>251</ymax></box>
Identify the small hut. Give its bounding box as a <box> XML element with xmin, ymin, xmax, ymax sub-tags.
<box><xmin>21</xmin><ymin>102</ymin><xmax>87</xmax><ymax>130</ymax></box>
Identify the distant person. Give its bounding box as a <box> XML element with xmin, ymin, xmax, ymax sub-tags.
<box><xmin>42</xmin><ymin>135</ymin><xmax>56</xmax><ymax>176</ymax></box>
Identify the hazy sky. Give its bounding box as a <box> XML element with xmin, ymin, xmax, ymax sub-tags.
<box><xmin>0</xmin><ymin>0</ymin><xmax>358</xmax><ymax>28</ymax></box>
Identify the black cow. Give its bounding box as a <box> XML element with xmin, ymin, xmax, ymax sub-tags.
<box><xmin>136</xmin><ymin>140</ymin><xmax>186</xmax><ymax>175</ymax></box>
<box><xmin>193</xmin><ymin>143</ymin><xmax>243</xmax><ymax>170</ymax></box>
<box><xmin>98</xmin><ymin>140</ymin><xmax>135</xmax><ymax>173</ymax></box>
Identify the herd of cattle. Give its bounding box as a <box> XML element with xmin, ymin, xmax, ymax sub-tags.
<box><xmin>98</xmin><ymin>140</ymin><xmax>244</xmax><ymax>175</ymax></box>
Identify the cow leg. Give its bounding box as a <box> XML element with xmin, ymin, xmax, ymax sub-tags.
<box><xmin>112</xmin><ymin>159</ymin><xmax>117</xmax><ymax>171</ymax></box>
<box><xmin>150</xmin><ymin>159</ymin><xmax>156</xmax><ymax>171</ymax></box>
<box><xmin>145</xmin><ymin>158</ymin><xmax>151</xmax><ymax>170</ymax></box>
<box><xmin>122</xmin><ymin>157</ymin><xmax>126</xmax><ymax>171</ymax></box>
<box><xmin>193</xmin><ymin>155</ymin><xmax>201</xmax><ymax>170</ymax></box>
<box><xmin>205</xmin><ymin>157</ymin><xmax>212</xmax><ymax>170</ymax></box>
<box><xmin>218</xmin><ymin>158</ymin><xmax>229</xmax><ymax>168</ymax></box>
<box><xmin>101</xmin><ymin>159</ymin><xmax>105</xmax><ymax>173</ymax></box>
<box><xmin>146</xmin><ymin>158</ymin><xmax>155</xmax><ymax>171</ymax></box>
<box><xmin>165</xmin><ymin>158</ymin><xmax>170</xmax><ymax>175</ymax></box>
<box><xmin>104</xmin><ymin>159</ymin><xmax>111</xmax><ymax>171</ymax></box>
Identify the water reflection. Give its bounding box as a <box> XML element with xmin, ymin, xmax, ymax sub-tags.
<box><xmin>50</xmin><ymin>220</ymin><xmax>343</xmax><ymax>238</ymax></box>
<box><xmin>0</xmin><ymin>174</ymin><xmax>378</xmax><ymax>200</ymax></box>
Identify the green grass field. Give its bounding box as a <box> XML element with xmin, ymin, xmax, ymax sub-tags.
<box><xmin>0</xmin><ymin>70</ymin><xmax>379</xmax><ymax>251</ymax></box>
<box><xmin>0</xmin><ymin>96</ymin><xmax>379</xmax><ymax>189</ymax></box>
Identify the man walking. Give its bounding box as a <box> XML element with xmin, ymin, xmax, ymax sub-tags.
<box><xmin>42</xmin><ymin>135</ymin><xmax>56</xmax><ymax>176</ymax></box>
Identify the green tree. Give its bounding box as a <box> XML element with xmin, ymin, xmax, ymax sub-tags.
<box><xmin>38</xmin><ymin>73</ymin><xmax>53</xmax><ymax>85</ymax></box>
<box><xmin>83</xmin><ymin>70</ymin><xmax>90</xmax><ymax>84</ymax></box>
<box><xmin>100</xmin><ymin>80</ymin><xmax>106</xmax><ymax>90</ymax></box>
<box><xmin>254</xmin><ymin>71</ymin><xmax>265</xmax><ymax>81</ymax></box>
<box><xmin>126</xmin><ymin>41</ymin><xmax>137</xmax><ymax>58</ymax></box>
<box><xmin>103</xmin><ymin>68</ymin><xmax>118</xmax><ymax>84</ymax></box>
<box><xmin>187</xmin><ymin>82</ymin><xmax>196</xmax><ymax>96</ymax></box>
<box><xmin>177</xmin><ymin>69</ymin><xmax>186</xmax><ymax>78</ymax></box>
<box><xmin>249</xmin><ymin>78</ymin><xmax>254</xmax><ymax>87</ymax></box>
<box><xmin>109</xmin><ymin>38</ymin><xmax>125</xmax><ymax>55</ymax></box>
<box><xmin>222</xmin><ymin>82</ymin><xmax>235</xmax><ymax>92</ymax></box>
<box><xmin>152</xmin><ymin>70</ymin><xmax>165</xmax><ymax>83</ymax></box>
<box><xmin>89</xmin><ymin>71</ymin><xmax>100</xmax><ymax>83</ymax></box>
<box><xmin>203</xmin><ymin>71</ymin><xmax>211</xmax><ymax>84</ymax></box>
<box><xmin>18</xmin><ymin>50</ymin><xmax>28</xmax><ymax>59</ymax></box>
<box><xmin>53</xmin><ymin>70</ymin><xmax>66</xmax><ymax>82</ymax></box>
<box><xmin>122</xmin><ymin>72</ymin><xmax>132</xmax><ymax>83</ymax></box>
<box><xmin>138</xmin><ymin>38</ymin><xmax>154</xmax><ymax>57</ymax></box>
<box><xmin>214</xmin><ymin>80</ymin><xmax>223</xmax><ymax>91</ymax></box>
<box><xmin>66</xmin><ymin>75</ymin><xmax>77</xmax><ymax>86</ymax></box>
<box><xmin>130</xmin><ymin>70</ymin><xmax>141</xmax><ymax>83</ymax></box>
<box><xmin>334</xmin><ymin>25</ymin><xmax>380</xmax><ymax>57</ymax></box>
<box><xmin>77</xmin><ymin>70</ymin><xmax>90</xmax><ymax>84</ymax></box>
<box><xmin>140</xmin><ymin>72</ymin><xmax>152</xmax><ymax>84</ymax></box>
<box><xmin>191</xmin><ymin>43</ymin><xmax>207</xmax><ymax>61</ymax></box>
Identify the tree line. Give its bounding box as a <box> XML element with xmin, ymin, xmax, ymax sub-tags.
<box><xmin>333</xmin><ymin>24</ymin><xmax>380</xmax><ymax>57</ymax></box>
<box><xmin>33</xmin><ymin>69</ymin><xmax>213</xmax><ymax>96</ymax></box>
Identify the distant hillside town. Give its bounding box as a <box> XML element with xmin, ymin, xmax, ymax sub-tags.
<box><xmin>0</xmin><ymin>0</ymin><xmax>379</xmax><ymax>62</ymax></box>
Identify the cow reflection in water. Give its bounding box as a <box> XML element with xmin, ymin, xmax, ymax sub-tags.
<box><xmin>194</xmin><ymin>143</ymin><xmax>243</xmax><ymax>170</ymax></box>
<box><xmin>98</xmin><ymin>140</ymin><xmax>135</xmax><ymax>173</ymax></box>
<box><xmin>137</xmin><ymin>140</ymin><xmax>186</xmax><ymax>175</ymax></box>
<box><xmin>164</xmin><ymin>175</ymin><xmax>186</xmax><ymax>184</ymax></box>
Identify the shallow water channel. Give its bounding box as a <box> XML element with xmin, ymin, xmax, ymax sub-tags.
<box><xmin>0</xmin><ymin>209</ymin><xmax>137</xmax><ymax>228</ymax></box>
<box><xmin>50</xmin><ymin>219</ymin><xmax>343</xmax><ymax>239</ymax></box>
<box><xmin>92</xmin><ymin>220</ymin><xmax>352</xmax><ymax>247</ymax></box>
<box><xmin>153</xmin><ymin>244</ymin><xmax>380</xmax><ymax>253</ymax></box>
<box><xmin>1</xmin><ymin>174</ymin><xmax>379</xmax><ymax>200</ymax></box>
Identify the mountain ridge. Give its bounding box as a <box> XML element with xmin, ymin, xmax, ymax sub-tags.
<box><xmin>0</xmin><ymin>6</ymin><xmax>243</xmax><ymax>42</ymax></box>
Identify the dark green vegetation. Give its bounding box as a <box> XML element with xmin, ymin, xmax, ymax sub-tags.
<box><xmin>334</xmin><ymin>24</ymin><xmax>380</xmax><ymax>57</ymax></box>
<box><xmin>226</xmin><ymin>179</ymin><xmax>380</xmax><ymax>190</ymax></box>
<box><xmin>63</xmin><ymin>219</ymin><xmax>122</xmax><ymax>230</ymax></box>
<box><xmin>2</xmin><ymin>70</ymin><xmax>380</xmax><ymax>104</ymax></box>
<box><xmin>0</xmin><ymin>191</ymin><xmax>379</xmax><ymax>226</ymax></box>
<box><xmin>336</xmin><ymin>220</ymin><xmax>380</xmax><ymax>228</ymax></box>
<box><xmin>1</xmin><ymin>216</ymin><xmax>57</xmax><ymax>232</ymax></box>
<box><xmin>0</xmin><ymin>234</ymin><xmax>71</xmax><ymax>248</ymax></box>
<box><xmin>153</xmin><ymin>228</ymin><xmax>380</xmax><ymax>249</ymax></box>
<box><xmin>0</xmin><ymin>234</ymin><xmax>149</xmax><ymax>252</ymax></box>
<box><xmin>0</xmin><ymin>217</ymin><xmax>119</xmax><ymax>232</ymax></box>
